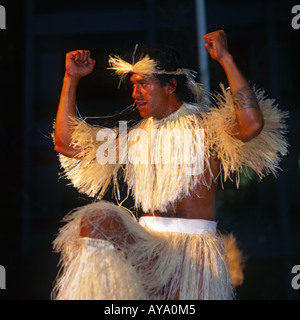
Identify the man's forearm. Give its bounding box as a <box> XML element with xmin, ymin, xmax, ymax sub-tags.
<box><xmin>54</xmin><ymin>50</ymin><xmax>96</xmax><ymax>157</ymax></box>
<box><xmin>219</xmin><ymin>54</ymin><xmax>258</xmax><ymax>108</ymax></box>
<box><xmin>54</xmin><ymin>75</ymin><xmax>80</xmax><ymax>157</ymax></box>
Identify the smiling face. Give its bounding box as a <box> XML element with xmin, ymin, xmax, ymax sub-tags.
<box><xmin>130</xmin><ymin>73</ymin><xmax>180</xmax><ymax>119</ymax></box>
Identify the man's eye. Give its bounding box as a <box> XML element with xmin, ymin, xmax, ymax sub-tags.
<box><xmin>132</xmin><ymin>82</ymin><xmax>148</xmax><ymax>89</ymax></box>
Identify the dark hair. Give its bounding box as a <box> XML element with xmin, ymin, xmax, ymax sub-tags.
<box><xmin>133</xmin><ymin>45</ymin><xmax>196</xmax><ymax>103</ymax></box>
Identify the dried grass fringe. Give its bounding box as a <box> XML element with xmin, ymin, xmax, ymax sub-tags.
<box><xmin>56</xmin><ymin>84</ymin><xmax>288</xmax><ymax>211</ymax></box>
<box><xmin>52</xmin><ymin>201</ymin><xmax>236</xmax><ymax>300</ymax></box>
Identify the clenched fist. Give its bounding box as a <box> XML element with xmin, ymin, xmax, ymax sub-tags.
<box><xmin>65</xmin><ymin>50</ymin><xmax>96</xmax><ymax>80</ymax></box>
<box><xmin>203</xmin><ymin>30</ymin><xmax>230</xmax><ymax>62</ymax></box>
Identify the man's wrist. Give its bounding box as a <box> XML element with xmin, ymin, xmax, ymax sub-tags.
<box><xmin>218</xmin><ymin>53</ymin><xmax>234</xmax><ymax>69</ymax></box>
<box><xmin>63</xmin><ymin>73</ymin><xmax>80</xmax><ymax>87</ymax></box>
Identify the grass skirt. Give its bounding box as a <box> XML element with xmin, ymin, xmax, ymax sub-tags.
<box><xmin>52</xmin><ymin>201</ymin><xmax>237</xmax><ymax>300</ymax></box>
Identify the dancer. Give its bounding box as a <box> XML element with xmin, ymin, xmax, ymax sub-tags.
<box><xmin>52</xmin><ymin>30</ymin><xmax>288</xmax><ymax>299</ymax></box>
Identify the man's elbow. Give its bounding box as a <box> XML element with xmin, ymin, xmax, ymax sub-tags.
<box><xmin>54</xmin><ymin>142</ymin><xmax>65</xmax><ymax>155</ymax></box>
<box><xmin>54</xmin><ymin>141</ymin><xmax>67</xmax><ymax>156</ymax></box>
<box><xmin>54</xmin><ymin>140</ymin><xmax>79</xmax><ymax>158</ymax></box>
<box><xmin>240</xmin><ymin>118</ymin><xmax>264</xmax><ymax>142</ymax></box>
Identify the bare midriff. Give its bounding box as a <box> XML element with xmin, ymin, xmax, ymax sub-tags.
<box><xmin>142</xmin><ymin>156</ymin><xmax>220</xmax><ymax>221</ymax></box>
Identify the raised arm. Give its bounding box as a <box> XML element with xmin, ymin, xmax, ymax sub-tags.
<box><xmin>204</xmin><ymin>30</ymin><xmax>264</xmax><ymax>142</ymax></box>
<box><xmin>54</xmin><ymin>50</ymin><xmax>96</xmax><ymax>157</ymax></box>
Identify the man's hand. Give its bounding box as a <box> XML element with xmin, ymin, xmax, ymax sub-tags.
<box><xmin>203</xmin><ymin>30</ymin><xmax>230</xmax><ymax>62</ymax></box>
<box><xmin>65</xmin><ymin>50</ymin><xmax>96</xmax><ymax>81</ymax></box>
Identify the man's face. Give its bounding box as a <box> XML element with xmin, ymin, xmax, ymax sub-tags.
<box><xmin>130</xmin><ymin>73</ymin><xmax>170</xmax><ymax>119</ymax></box>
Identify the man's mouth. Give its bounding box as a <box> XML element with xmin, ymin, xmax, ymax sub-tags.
<box><xmin>136</xmin><ymin>102</ymin><xmax>147</xmax><ymax>110</ymax></box>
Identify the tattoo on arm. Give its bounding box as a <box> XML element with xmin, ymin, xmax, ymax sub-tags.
<box><xmin>233</xmin><ymin>86</ymin><xmax>258</xmax><ymax>111</ymax></box>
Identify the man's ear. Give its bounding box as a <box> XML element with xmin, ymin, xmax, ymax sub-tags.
<box><xmin>165</xmin><ymin>78</ymin><xmax>178</xmax><ymax>94</ymax></box>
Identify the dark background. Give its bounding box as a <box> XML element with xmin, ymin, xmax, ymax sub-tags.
<box><xmin>0</xmin><ymin>0</ymin><xmax>299</xmax><ymax>300</ymax></box>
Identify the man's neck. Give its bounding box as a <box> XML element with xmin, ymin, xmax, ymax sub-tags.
<box><xmin>154</xmin><ymin>96</ymin><xmax>183</xmax><ymax>120</ymax></box>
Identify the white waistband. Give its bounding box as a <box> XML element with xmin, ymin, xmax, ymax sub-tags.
<box><xmin>139</xmin><ymin>216</ymin><xmax>217</xmax><ymax>235</ymax></box>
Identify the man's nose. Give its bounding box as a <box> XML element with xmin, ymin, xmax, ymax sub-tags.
<box><xmin>132</xmin><ymin>85</ymin><xmax>141</xmax><ymax>100</ymax></box>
